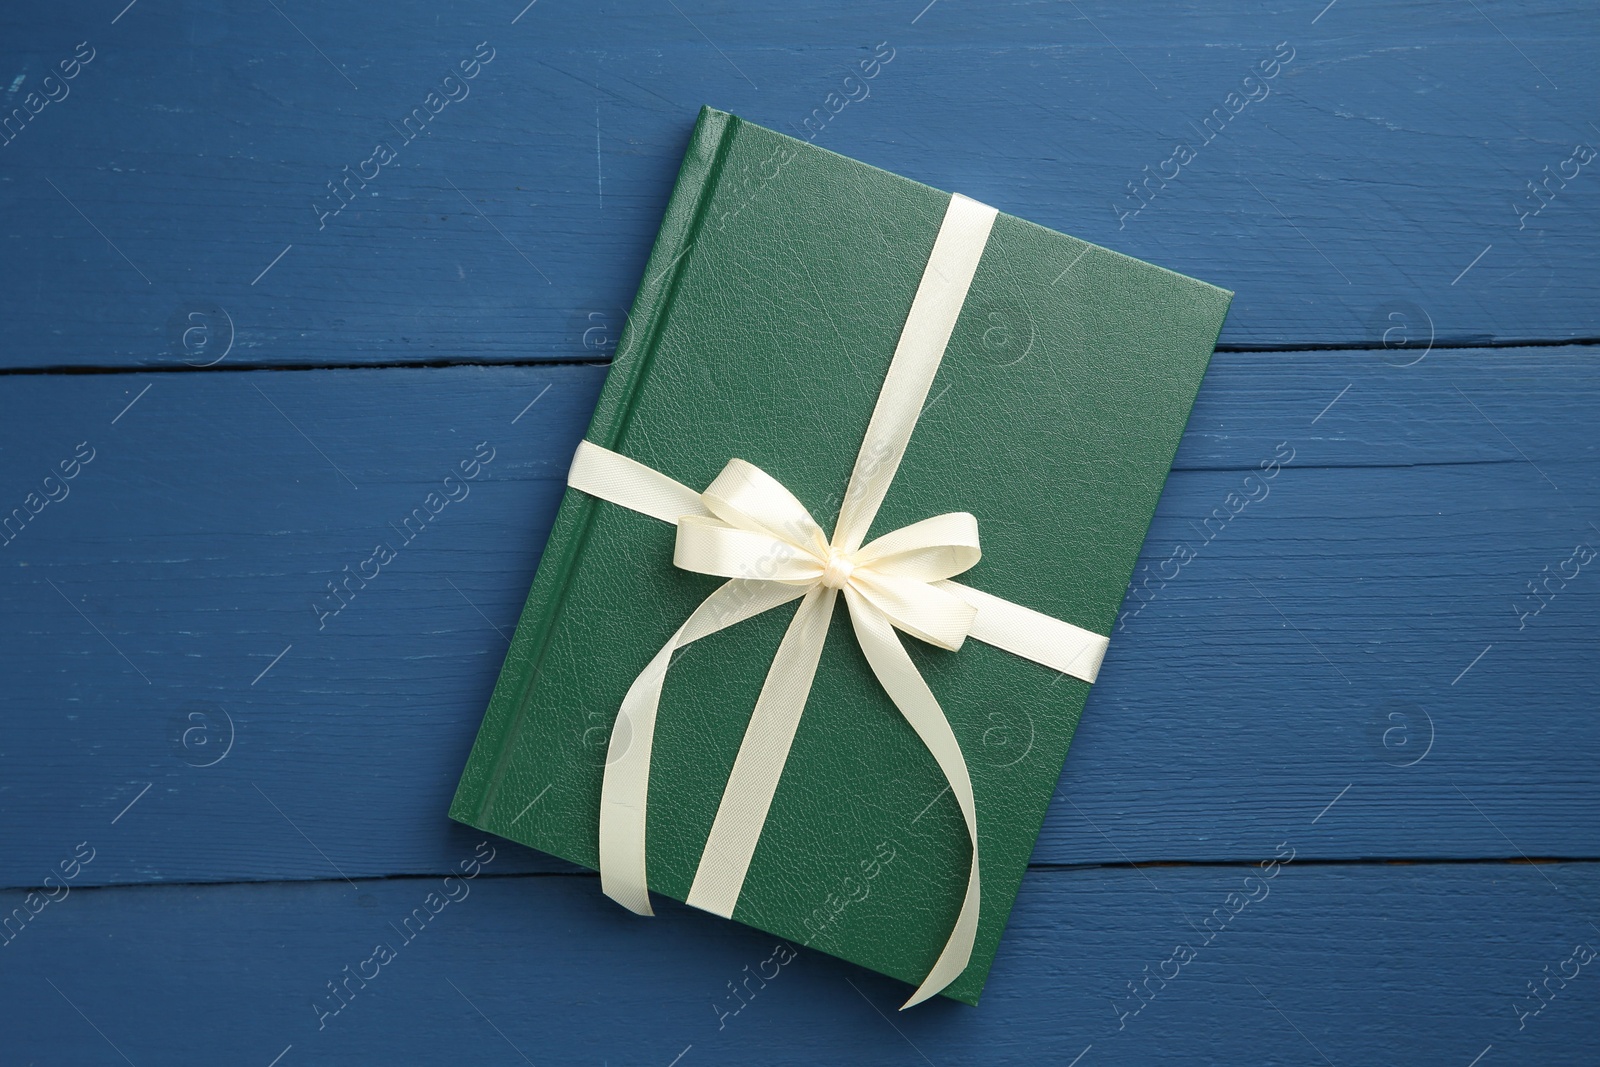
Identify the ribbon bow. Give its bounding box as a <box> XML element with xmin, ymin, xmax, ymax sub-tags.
<box><xmin>567</xmin><ymin>194</ymin><xmax>1110</xmax><ymax>1007</ymax></box>
<box><xmin>676</xmin><ymin>458</ymin><xmax>984</xmax><ymax>649</ymax></box>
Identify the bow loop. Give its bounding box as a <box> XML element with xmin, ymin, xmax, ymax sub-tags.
<box><xmin>702</xmin><ymin>459</ymin><xmax>828</xmax><ymax>554</ymax></box>
<box><xmin>673</xmin><ymin>515</ymin><xmax>825</xmax><ymax>585</ymax></box>
<box><xmin>855</xmin><ymin>512</ymin><xmax>981</xmax><ymax>582</ymax></box>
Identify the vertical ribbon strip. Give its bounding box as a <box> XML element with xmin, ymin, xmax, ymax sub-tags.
<box><xmin>566</xmin><ymin>193</ymin><xmax>1109</xmax><ymax>1007</ymax></box>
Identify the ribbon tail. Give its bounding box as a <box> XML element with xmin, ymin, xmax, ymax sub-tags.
<box><xmin>687</xmin><ymin>584</ymin><xmax>838</xmax><ymax>919</ymax></box>
<box><xmin>599</xmin><ymin>578</ymin><xmax>807</xmax><ymax>916</ymax></box>
<box><xmin>843</xmin><ymin>589</ymin><xmax>981</xmax><ymax>1009</ymax></box>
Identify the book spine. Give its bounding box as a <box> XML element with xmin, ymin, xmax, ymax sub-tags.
<box><xmin>450</xmin><ymin>107</ymin><xmax>737</xmax><ymax>826</ymax></box>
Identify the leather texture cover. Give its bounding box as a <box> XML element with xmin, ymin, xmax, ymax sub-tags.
<box><xmin>450</xmin><ymin>106</ymin><xmax>1233</xmax><ymax>1004</ymax></box>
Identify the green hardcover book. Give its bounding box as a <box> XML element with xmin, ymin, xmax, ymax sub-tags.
<box><xmin>450</xmin><ymin>106</ymin><xmax>1232</xmax><ymax>1004</ymax></box>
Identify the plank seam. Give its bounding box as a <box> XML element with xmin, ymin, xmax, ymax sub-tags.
<box><xmin>2</xmin><ymin>338</ymin><xmax>1597</xmax><ymax>378</ymax></box>
<box><xmin>13</xmin><ymin>855</ymin><xmax>1597</xmax><ymax>895</ymax></box>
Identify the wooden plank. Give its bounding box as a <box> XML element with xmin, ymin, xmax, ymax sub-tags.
<box><xmin>0</xmin><ymin>2</ymin><xmax>1594</xmax><ymax>368</ymax></box>
<box><xmin>1</xmin><ymin>863</ymin><xmax>1595</xmax><ymax>1064</ymax></box>
<box><xmin>1</xmin><ymin>350</ymin><xmax>1595</xmax><ymax>889</ymax></box>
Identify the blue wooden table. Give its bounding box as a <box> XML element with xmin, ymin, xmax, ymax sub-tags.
<box><xmin>3</xmin><ymin>2</ymin><xmax>1596</xmax><ymax>1063</ymax></box>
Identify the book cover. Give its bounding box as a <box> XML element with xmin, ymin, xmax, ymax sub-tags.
<box><xmin>451</xmin><ymin>106</ymin><xmax>1232</xmax><ymax>1004</ymax></box>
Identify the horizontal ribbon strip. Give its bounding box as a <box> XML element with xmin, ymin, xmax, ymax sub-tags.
<box><xmin>566</xmin><ymin>193</ymin><xmax>1109</xmax><ymax>1008</ymax></box>
<box><xmin>569</xmin><ymin>442</ymin><xmax>1108</xmax><ymax>685</ymax></box>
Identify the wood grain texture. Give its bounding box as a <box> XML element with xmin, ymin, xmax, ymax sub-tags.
<box><xmin>1</xmin><ymin>864</ymin><xmax>1595</xmax><ymax>1065</ymax></box>
<box><xmin>1</xmin><ymin>350</ymin><xmax>1594</xmax><ymax>891</ymax></box>
<box><xmin>3</xmin><ymin>1</ymin><xmax>1597</xmax><ymax>1059</ymax></box>
<box><xmin>0</xmin><ymin>1</ymin><xmax>1594</xmax><ymax>368</ymax></box>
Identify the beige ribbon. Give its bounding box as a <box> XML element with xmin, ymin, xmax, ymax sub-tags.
<box><xmin>567</xmin><ymin>193</ymin><xmax>1109</xmax><ymax>1007</ymax></box>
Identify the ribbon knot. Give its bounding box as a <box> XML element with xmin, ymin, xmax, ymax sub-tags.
<box><xmin>820</xmin><ymin>550</ymin><xmax>854</xmax><ymax>590</ymax></box>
